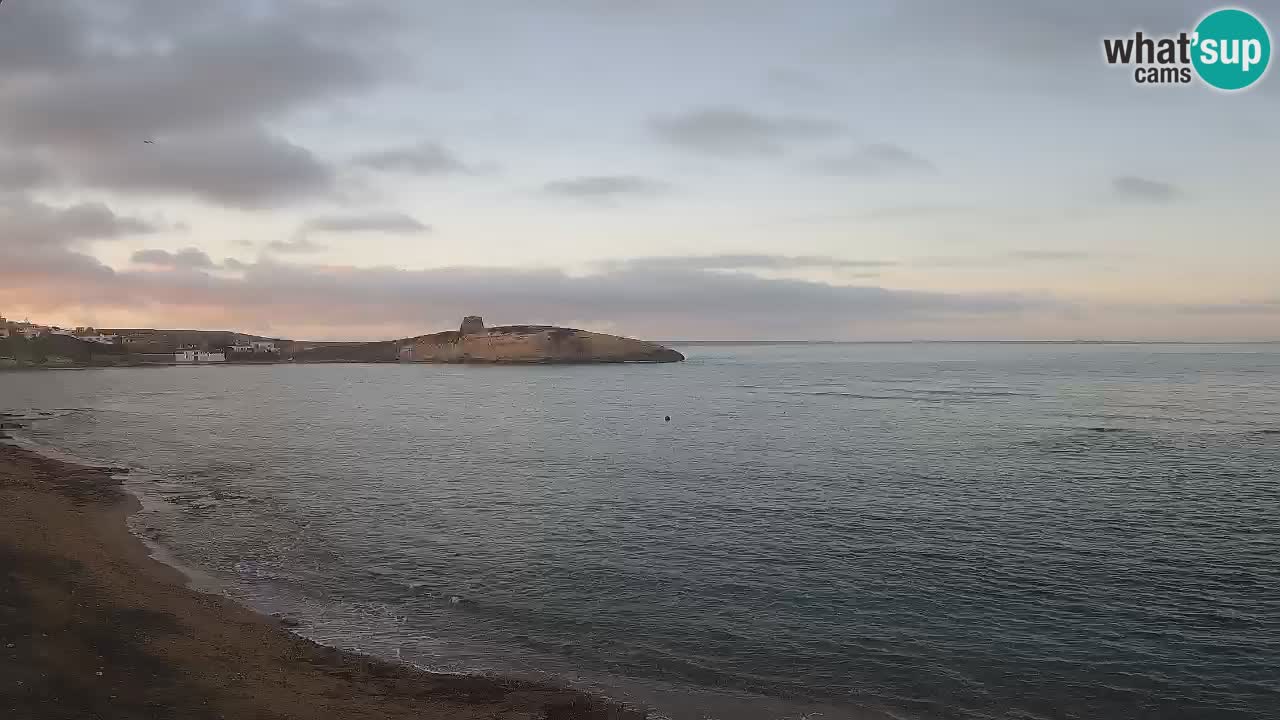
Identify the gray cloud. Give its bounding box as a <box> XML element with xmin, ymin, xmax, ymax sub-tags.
<box><xmin>0</xmin><ymin>245</ymin><xmax>1055</xmax><ymax>341</ymax></box>
<box><xmin>1</xmin><ymin>30</ymin><xmax>370</xmax><ymax>148</ymax></box>
<box><xmin>77</xmin><ymin>129</ymin><xmax>334</xmax><ymax>208</ymax></box>
<box><xmin>1</xmin><ymin>197</ymin><xmax>157</xmax><ymax>250</ymax></box>
<box><xmin>850</xmin><ymin>1</ymin><xmax>1203</xmax><ymax>76</ymax></box>
<box><xmin>132</xmin><ymin>248</ymin><xmax>218</xmax><ymax>270</ymax></box>
<box><xmin>763</xmin><ymin>67</ymin><xmax>826</xmax><ymax>95</ymax></box>
<box><xmin>603</xmin><ymin>254</ymin><xmax>896</xmax><ymax>272</ymax></box>
<box><xmin>543</xmin><ymin>176</ymin><xmax>669</xmax><ymax>199</ymax></box>
<box><xmin>860</xmin><ymin>205</ymin><xmax>975</xmax><ymax>221</ymax></box>
<box><xmin>820</xmin><ymin>144</ymin><xmax>935</xmax><ymax>178</ymax></box>
<box><xmin>651</xmin><ymin>106</ymin><xmax>841</xmax><ymax>155</ymax></box>
<box><xmin>1006</xmin><ymin>250</ymin><xmax>1091</xmax><ymax>261</ymax></box>
<box><xmin>0</xmin><ymin>2</ymin><xmax>85</xmax><ymax>76</ymax></box>
<box><xmin>267</xmin><ymin>237</ymin><xmax>328</xmax><ymax>254</ymax></box>
<box><xmin>1173</xmin><ymin>300</ymin><xmax>1280</xmax><ymax>315</ymax></box>
<box><xmin>1112</xmin><ymin>176</ymin><xmax>1179</xmax><ymax>204</ymax></box>
<box><xmin>304</xmin><ymin>212</ymin><xmax>431</xmax><ymax>234</ymax></box>
<box><xmin>354</xmin><ymin>142</ymin><xmax>473</xmax><ymax>176</ymax></box>
<box><xmin>0</xmin><ymin>1</ymin><xmax>395</xmax><ymax>208</ymax></box>
<box><xmin>0</xmin><ymin>154</ymin><xmax>56</xmax><ymax>191</ymax></box>
<box><xmin>915</xmin><ymin>251</ymin><xmax>1095</xmax><ymax>268</ymax></box>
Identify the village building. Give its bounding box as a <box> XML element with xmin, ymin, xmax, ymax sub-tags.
<box><xmin>77</xmin><ymin>334</ymin><xmax>119</xmax><ymax>345</ymax></box>
<box><xmin>175</xmin><ymin>349</ymin><xmax>226</xmax><ymax>363</ymax></box>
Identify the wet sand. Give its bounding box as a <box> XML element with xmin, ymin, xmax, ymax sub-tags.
<box><xmin>0</xmin><ymin>436</ymin><xmax>644</xmax><ymax>719</ymax></box>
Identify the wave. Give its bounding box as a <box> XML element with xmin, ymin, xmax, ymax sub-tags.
<box><xmin>790</xmin><ymin>390</ymin><xmax>1020</xmax><ymax>403</ymax></box>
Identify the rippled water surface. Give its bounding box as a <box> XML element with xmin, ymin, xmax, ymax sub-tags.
<box><xmin>3</xmin><ymin>343</ymin><xmax>1279</xmax><ymax>719</ymax></box>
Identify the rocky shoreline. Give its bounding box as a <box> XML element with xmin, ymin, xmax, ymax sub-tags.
<box><xmin>0</xmin><ymin>426</ymin><xmax>645</xmax><ymax>720</ymax></box>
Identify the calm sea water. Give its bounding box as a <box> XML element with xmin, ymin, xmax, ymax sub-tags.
<box><xmin>3</xmin><ymin>343</ymin><xmax>1279</xmax><ymax>720</ymax></box>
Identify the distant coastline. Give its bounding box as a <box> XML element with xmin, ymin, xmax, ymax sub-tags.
<box><xmin>1</xmin><ymin>315</ymin><xmax>684</xmax><ymax>368</ymax></box>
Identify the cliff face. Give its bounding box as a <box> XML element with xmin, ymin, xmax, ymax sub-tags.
<box><xmin>400</xmin><ymin>322</ymin><xmax>683</xmax><ymax>364</ymax></box>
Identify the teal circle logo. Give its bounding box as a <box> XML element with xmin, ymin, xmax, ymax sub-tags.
<box><xmin>1192</xmin><ymin>8</ymin><xmax>1271</xmax><ymax>90</ymax></box>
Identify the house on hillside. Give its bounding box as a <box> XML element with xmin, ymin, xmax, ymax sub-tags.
<box><xmin>175</xmin><ymin>349</ymin><xmax>225</xmax><ymax>363</ymax></box>
<box><xmin>230</xmin><ymin>341</ymin><xmax>254</xmax><ymax>353</ymax></box>
<box><xmin>251</xmin><ymin>340</ymin><xmax>279</xmax><ymax>353</ymax></box>
<box><xmin>77</xmin><ymin>334</ymin><xmax>119</xmax><ymax>345</ymax></box>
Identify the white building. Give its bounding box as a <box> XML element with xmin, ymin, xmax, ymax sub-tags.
<box><xmin>175</xmin><ymin>350</ymin><xmax>226</xmax><ymax>363</ymax></box>
<box><xmin>230</xmin><ymin>342</ymin><xmax>254</xmax><ymax>353</ymax></box>
<box><xmin>78</xmin><ymin>334</ymin><xmax>119</xmax><ymax>345</ymax></box>
<box><xmin>251</xmin><ymin>340</ymin><xmax>278</xmax><ymax>353</ymax></box>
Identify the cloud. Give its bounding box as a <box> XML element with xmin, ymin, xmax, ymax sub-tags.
<box><xmin>1173</xmin><ymin>300</ymin><xmax>1280</xmax><ymax>315</ymax></box>
<box><xmin>860</xmin><ymin>205</ymin><xmax>975</xmax><ymax>221</ymax></box>
<box><xmin>267</xmin><ymin>237</ymin><xmax>328</xmax><ymax>254</ymax></box>
<box><xmin>0</xmin><ymin>1</ymin><xmax>396</xmax><ymax>207</ymax></box>
<box><xmin>1112</xmin><ymin>176</ymin><xmax>1179</xmax><ymax>204</ymax></box>
<box><xmin>131</xmin><ymin>248</ymin><xmax>218</xmax><ymax>270</ymax></box>
<box><xmin>650</xmin><ymin>106</ymin><xmax>841</xmax><ymax>155</ymax></box>
<box><xmin>303</xmin><ymin>212</ymin><xmax>431</xmax><ymax>235</ymax></box>
<box><xmin>0</xmin><ymin>2</ymin><xmax>85</xmax><ymax>76</ymax></box>
<box><xmin>354</xmin><ymin>142</ymin><xmax>473</xmax><ymax>175</ymax></box>
<box><xmin>1</xmin><ymin>29</ymin><xmax>370</xmax><ymax>149</ymax></box>
<box><xmin>75</xmin><ymin>129</ymin><xmax>334</xmax><ymax>208</ymax></box>
<box><xmin>0</xmin><ymin>154</ymin><xmax>56</xmax><ymax>191</ymax></box>
<box><xmin>543</xmin><ymin>176</ymin><xmax>669</xmax><ymax>199</ymax></box>
<box><xmin>820</xmin><ymin>143</ymin><xmax>935</xmax><ymax>178</ymax></box>
<box><xmin>602</xmin><ymin>254</ymin><xmax>896</xmax><ymax>272</ymax></box>
<box><xmin>847</xmin><ymin>0</ymin><xmax>1199</xmax><ymax>80</ymax></box>
<box><xmin>0</xmin><ymin>250</ymin><xmax>1055</xmax><ymax>341</ymax></box>
<box><xmin>763</xmin><ymin>67</ymin><xmax>826</xmax><ymax>95</ymax></box>
<box><xmin>1006</xmin><ymin>250</ymin><xmax>1091</xmax><ymax>261</ymax></box>
<box><xmin>915</xmin><ymin>251</ymin><xmax>1095</xmax><ymax>268</ymax></box>
<box><xmin>1</xmin><ymin>197</ymin><xmax>157</xmax><ymax>250</ymax></box>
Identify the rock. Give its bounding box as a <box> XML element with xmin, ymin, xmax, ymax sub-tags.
<box><xmin>402</xmin><ymin>319</ymin><xmax>684</xmax><ymax>364</ymax></box>
<box><xmin>271</xmin><ymin>613</ymin><xmax>302</xmax><ymax>629</ymax></box>
<box><xmin>459</xmin><ymin>315</ymin><xmax>486</xmax><ymax>335</ymax></box>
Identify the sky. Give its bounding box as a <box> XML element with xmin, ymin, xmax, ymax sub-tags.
<box><xmin>1</xmin><ymin>0</ymin><xmax>1277</xmax><ymax>341</ymax></box>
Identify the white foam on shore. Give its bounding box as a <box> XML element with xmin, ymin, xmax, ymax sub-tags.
<box><xmin>3</xmin><ymin>427</ymin><xmax>225</xmax><ymax>596</ymax></box>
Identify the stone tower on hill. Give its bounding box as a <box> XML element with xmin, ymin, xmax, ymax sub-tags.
<box><xmin>459</xmin><ymin>316</ymin><xmax>486</xmax><ymax>335</ymax></box>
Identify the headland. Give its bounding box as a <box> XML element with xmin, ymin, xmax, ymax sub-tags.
<box><xmin>0</xmin><ymin>315</ymin><xmax>684</xmax><ymax>368</ymax></box>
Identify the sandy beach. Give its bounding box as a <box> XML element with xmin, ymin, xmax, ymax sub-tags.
<box><xmin>0</xmin><ymin>432</ymin><xmax>644</xmax><ymax>720</ymax></box>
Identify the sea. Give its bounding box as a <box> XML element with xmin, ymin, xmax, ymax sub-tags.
<box><xmin>2</xmin><ymin>342</ymin><xmax>1278</xmax><ymax>720</ymax></box>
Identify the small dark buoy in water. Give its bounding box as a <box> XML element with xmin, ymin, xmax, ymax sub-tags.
<box><xmin>664</xmin><ymin>416</ymin><xmax>670</xmax><ymax>422</ymax></box>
